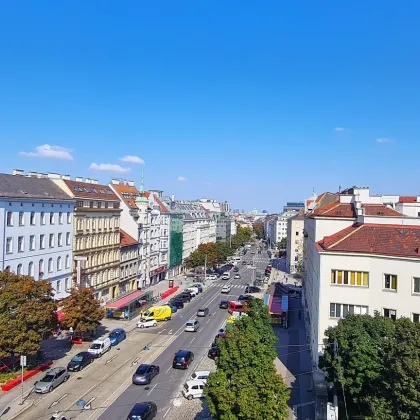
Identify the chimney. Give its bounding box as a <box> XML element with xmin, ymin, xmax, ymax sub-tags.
<box><xmin>62</xmin><ymin>174</ymin><xmax>71</xmax><ymax>180</ymax></box>
<box><xmin>128</xmin><ymin>181</ymin><xmax>135</xmax><ymax>187</ymax></box>
<box><xmin>91</xmin><ymin>179</ymin><xmax>98</xmax><ymax>185</ymax></box>
<box><xmin>171</xmin><ymin>193</ymin><xmax>175</xmax><ymax>202</ymax></box>
<box><xmin>28</xmin><ymin>171</ymin><xmax>38</xmax><ymax>178</ymax></box>
<box><xmin>47</xmin><ymin>173</ymin><xmax>61</xmax><ymax>179</ymax></box>
<box><xmin>13</xmin><ymin>169</ymin><xmax>24</xmax><ymax>176</ymax></box>
<box><xmin>75</xmin><ymin>177</ymin><xmax>83</xmax><ymax>182</ymax></box>
<box><xmin>111</xmin><ymin>179</ymin><xmax>120</xmax><ymax>185</ymax></box>
<box><xmin>39</xmin><ymin>173</ymin><xmax>48</xmax><ymax>178</ymax></box>
<box><xmin>85</xmin><ymin>178</ymin><xmax>91</xmax><ymax>184</ymax></box>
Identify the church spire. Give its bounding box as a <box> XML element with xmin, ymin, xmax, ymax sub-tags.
<box><xmin>135</xmin><ymin>165</ymin><xmax>148</xmax><ymax>204</ymax></box>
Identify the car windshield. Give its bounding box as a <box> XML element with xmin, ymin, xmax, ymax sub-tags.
<box><xmin>41</xmin><ymin>374</ymin><xmax>54</xmax><ymax>382</ymax></box>
<box><xmin>198</xmin><ymin>309</ymin><xmax>206</xmax><ymax>312</ymax></box>
<box><xmin>136</xmin><ymin>365</ymin><xmax>149</xmax><ymax>375</ymax></box>
<box><xmin>176</xmin><ymin>356</ymin><xmax>185</xmax><ymax>361</ymax></box>
<box><xmin>90</xmin><ymin>343</ymin><xmax>101</xmax><ymax>349</ymax></box>
<box><xmin>109</xmin><ymin>332</ymin><xmax>118</xmax><ymax>338</ymax></box>
<box><xmin>72</xmin><ymin>355</ymin><xmax>84</xmax><ymax>362</ymax></box>
<box><xmin>186</xmin><ymin>322</ymin><xmax>194</xmax><ymax>326</ymax></box>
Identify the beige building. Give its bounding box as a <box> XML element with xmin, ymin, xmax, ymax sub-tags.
<box><xmin>286</xmin><ymin>211</ymin><xmax>304</xmax><ymax>273</ymax></box>
<box><xmin>53</xmin><ymin>176</ymin><xmax>122</xmax><ymax>302</ymax></box>
<box><xmin>119</xmin><ymin>230</ymin><xmax>139</xmax><ymax>294</ymax></box>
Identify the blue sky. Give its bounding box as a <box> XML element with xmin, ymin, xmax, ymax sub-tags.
<box><xmin>1</xmin><ymin>1</ymin><xmax>419</xmax><ymax>212</ymax></box>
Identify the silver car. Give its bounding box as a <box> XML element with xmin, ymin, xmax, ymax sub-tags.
<box><xmin>34</xmin><ymin>367</ymin><xmax>69</xmax><ymax>393</ymax></box>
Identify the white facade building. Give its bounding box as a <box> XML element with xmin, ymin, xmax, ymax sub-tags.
<box><xmin>0</xmin><ymin>172</ymin><xmax>75</xmax><ymax>300</ymax></box>
<box><xmin>303</xmin><ymin>186</ymin><xmax>420</xmax><ymax>366</ymax></box>
<box><xmin>286</xmin><ymin>211</ymin><xmax>304</xmax><ymax>273</ymax></box>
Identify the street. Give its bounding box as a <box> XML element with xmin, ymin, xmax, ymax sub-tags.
<box><xmin>16</xmin><ymin>246</ymin><xmax>270</xmax><ymax>420</ymax></box>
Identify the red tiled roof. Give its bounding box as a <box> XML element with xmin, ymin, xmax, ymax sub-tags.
<box><xmin>113</xmin><ymin>183</ymin><xmax>140</xmax><ymax>208</ymax></box>
<box><xmin>120</xmin><ymin>229</ymin><xmax>138</xmax><ymax>247</ymax></box>
<box><xmin>399</xmin><ymin>196</ymin><xmax>417</xmax><ymax>203</ymax></box>
<box><xmin>309</xmin><ymin>202</ymin><xmax>402</xmax><ymax>218</ymax></box>
<box><xmin>362</xmin><ymin>204</ymin><xmax>402</xmax><ymax>216</ymax></box>
<box><xmin>317</xmin><ymin>223</ymin><xmax>420</xmax><ymax>259</ymax></box>
<box><xmin>64</xmin><ymin>180</ymin><xmax>119</xmax><ymax>200</ymax></box>
<box><xmin>144</xmin><ymin>192</ymin><xmax>168</xmax><ymax>213</ymax></box>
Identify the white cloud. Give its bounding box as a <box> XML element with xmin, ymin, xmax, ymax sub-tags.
<box><xmin>89</xmin><ymin>163</ymin><xmax>131</xmax><ymax>173</ymax></box>
<box><xmin>20</xmin><ymin>144</ymin><xmax>74</xmax><ymax>160</ymax></box>
<box><xmin>376</xmin><ymin>137</ymin><xmax>393</xmax><ymax>143</ymax></box>
<box><xmin>119</xmin><ymin>155</ymin><xmax>145</xmax><ymax>165</ymax></box>
<box><xmin>334</xmin><ymin>127</ymin><xmax>345</xmax><ymax>132</ymax></box>
<box><xmin>178</xmin><ymin>176</ymin><xmax>187</xmax><ymax>182</ymax></box>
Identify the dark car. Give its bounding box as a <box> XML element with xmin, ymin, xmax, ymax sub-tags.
<box><xmin>191</xmin><ymin>283</ymin><xmax>203</xmax><ymax>293</ymax></box>
<box><xmin>109</xmin><ymin>328</ymin><xmax>126</xmax><ymax>346</ymax></box>
<box><xmin>238</xmin><ymin>294</ymin><xmax>253</xmax><ymax>302</ymax></box>
<box><xmin>242</xmin><ymin>260</ymin><xmax>247</xmax><ymax>265</ymax></box>
<box><xmin>132</xmin><ymin>364</ymin><xmax>160</xmax><ymax>385</ymax></box>
<box><xmin>208</xmin><ymin>346</ymin><xmax>219</xmax><ymax>360</ymax></box>
<box><xmin>197</xmin><ymin>308</ymin><xmax>209</xmax><ymax>317</ymax></box>
<box><xmin>233</xmin><ymin>267</ymin><xmax>239</xmax><ymax>272</ymax></box>
<box><xmin>173</xmin><ymin>350</ymin><xmax>194</xmax><ymax>369</ymax></box>
<box><xmin>127</xmin><ymin>402</ymin><xmax>157</xmax><ymax>420</ymax></box>
<box><xmin>219</xmin><ymin>300</ymin><xmax>229</xmax><ymax>309</ymax></box>
<box><xmin>245</xmin><ymin>286</ymin><xmax>261</xmax><ymax>294</ymax></box>
<box><xmin>169</xmin><ymin>299</ymin><xmax>184</xmax><ymax>309</ymax></box>
<box><xmin>177</xmin><ymin>293</ymin><xmax>192</xmax><ymax>303</ymax></box>
<box><xmin>67</xmin><ymin>352</ymin><xmax>93</xmax><ymax>372</ymax></box>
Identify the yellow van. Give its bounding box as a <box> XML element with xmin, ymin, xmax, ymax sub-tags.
<box><xmin>142</xmin><ymin>305</ymin><xmax>172</xmax><ymax>321</ymax></box>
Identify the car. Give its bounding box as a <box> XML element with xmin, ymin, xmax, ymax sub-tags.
<box><xmin>197</xmin><ymin>308</ymin><xmax>209</xmax><ymax>317</ymax></box>
<box><xmin>178</xmin><ymin>292</ymin><xmax>193</xmax><ymax>301</ymax></box>
<box><xmin>109</xmin><ymin>328</ymin><xmax>126</xmax><ymax>346</ymax></box>
<box><xmin>242</xmin><ymin>260</ymin><xmax>247</xmax><ymax>265</ymax></box>
<box><xmin>207</xmin><ymin>346</ymin><xmax>219</xmax><ymax>359</ymax></box>
<box><xmin>182</xmin><ymin>380</ymin><xmax>206</xmax><ymax>400</ymax></box>
<box><xmin>245</xmin><ymin>285</ymin><xmax>261</xmax><ymax>294</ymax></box>
<box><xmin>219</xmin><ymin>300</ymin><xmax>229</xmax><ymax>309</ymax></box>
<box><xmin>250</xmin><ymin>265</ymin><xmax>257</xmax><ymax>270</ymax></box>
<box><xmin>137</xmin><ymin>318</ymin><xmax>158</xmax><ymax>329</ymax></box>
<box><xmin>88</xmin><ymin>336</ymin><xmax>111</xmax><ymax>358</ymax></box>
<box><xmin>251</xmin><ymin>251</ymin><xmax>255</xmax><ymax>254</ymax></box>
<box><xmin>234</xmin><ymin>274</ymin><xmax>241</xmax><ymax>279</ymax></box>
<box><xmin>238</xmin><ymin>294</ymin><xmax>253</xmax><ymax>302</ymax></box>
<box><xmin>191</xmin><ymin>283</ymin><xmax>204</xmax><ymax>292</ymax></box>
<box><xmin>71</xmin><ymin>336</ymin><xmax>83</xmax><ymax>345</ymax></box>
<box><xmin>188</xmin><ymin>370</ymin><xmax>210</xmax><ymax>382</ymax></box>
<box><xmin>67</xmin><ymin>352</ymin><xmax>94</xmax><ymax>372</ymax></box>
<box><xmin>185</xmin><ymin>320</ymin><xmax>200</xmax><ymax>332</ymax></box>
<box><xmin>184</xmin><ymin>289</ymin><xmax>198</xmax><ymax>297</ymax></box>
<box><xmin>132</xmin><ymin>364</ymin><xmax>160</xmax><ymax>385</ymax></box>
<box><xmin>170</xmin><ymin>305</ymin><xmax>178</xmax><ymax>313</ymax></box>
<box><xmin>34</xmin><ymin>367</ymin><xmax>69</xmax><ymax>393</ymax></box>
<box><xmin>233</xmin><ymin>267</ymin><xmax>239</xmax><ymax>272</ymax></box>
<box><xmin>169</xmin><ymin>299</ymin><xmax>184</xmax><ymax>309</ymax></box>
<box><xmin>206</xmin><ymin>274</ymin><xmax>217</xmax><ymax>280</ymax></box>
<box><xmin>127</xmin><ymin>402</ymin><xmax>157</xmax><ymax>420</ymax></box>
<box><xmin>221</xmin><ymin>285</ymin><xmax>231</xmax><ymax>294</ymax></box>
<box><xmin>215</xmin><ymin>330</ymin><xmax>226</xmax><ymax>339</ymax></box>
<box><xmin>173</xmin><ymin>350</ymin><xmax>194</xmax><ymax>369</ymax></box>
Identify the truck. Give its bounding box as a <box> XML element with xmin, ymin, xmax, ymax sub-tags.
<box><xmin>141</xmin><ymin>305</ymin><xmax>172</xmax><ymax>321</ymax></box>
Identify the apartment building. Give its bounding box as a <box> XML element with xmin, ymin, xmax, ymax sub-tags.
<box><xmin>303</xmin><ymin>186</ymin><xmax>420</xmax><ymax>366</ymax></box>
<box><xmin>119</xmin><ymin>230</ymin><xmax>139</xmax><ymax>294</ymax></box>
<box><xmin>0</xmin><ymin>171</ymin><xmax>75</xmax><ymax>300</ymax></box>
<box><xmin>286</xmin><ymin>211</ymin><xmax>304</xmax><ymax>273</ymax></box>
<box><xmin>53</xmin><ymin>176</ymin><xmax>121</xmax><ymax>302</ymax></box>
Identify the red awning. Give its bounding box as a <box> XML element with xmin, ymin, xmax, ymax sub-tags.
<box><xmin>105</xmin><ymin>290</ymin><xmax>145</xmax><ymax>310</ymax></box>
<box><xmin>57</xmin><ymin>309</ymin><xmax>65</xmax><ymax>322</ymax></box>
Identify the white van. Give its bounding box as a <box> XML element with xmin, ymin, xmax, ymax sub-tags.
<box><xmin>185</xmin><ymin>287</ymin><xmax>199</xmax><ymax>296</ymax></box>
<box><xmin>88</xmin><ymin>336</ymin><xmax>111</xmax><ymax>358</ymax></box>
<box><xmin>182</xmin><ymin>380</ymin><xmax>206</xmax><ymax>400</ymax></box>
<box><xmin>234</xmin><ymin>257</ymin><xmax>241</xmax><ymax>262</ymax></box>
<box><xmin>221</xmin><ymin>272</ymin><xmax>230</xmax><ymax>280</ymax></box>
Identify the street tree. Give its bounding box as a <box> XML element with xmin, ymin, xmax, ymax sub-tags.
<box><xmin>252</xmin><ymin>222</ymin><xmax>264</xmax><ymax>240</ymax></box>
<box><xmin>0</xmin><ymin>270</ymin><xmax>57</xmax><ymax>358</ymax></box>
<box><xmin>277</xmin><ymin>238</ymin><xmax>287</xmax><ymax>250</ymax></box>
<box><xmin>60</xmin><ymin>286</ymin><xmax>104</xmax><ymax>335</ymax></box>
<box><xmin>186</xmin><ymin>249</ymin><xmax>205</xmax><ymax>269</ymax></box>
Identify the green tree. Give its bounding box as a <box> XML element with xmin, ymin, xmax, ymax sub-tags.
<box><xmin>277</xmin><ymin>238</ymin><xmax>287</xmax><ymax>250</ymax></box>
<box><xmin>186</xmin><ymin>249</ymin><xmax>205</xmax><ymax>269</ymax></box>
<box><xmin>206</xmin><ymin>298</ymin><xmax>290</xmax><ymax>419</ymax></box>
<box><xmin>60</xmin><ymin>287</ymin><xmax>104</xmax><ymax>335</ymax></box>
<box><xmin>0</xmin><ymin>270</ymin><xmax>57</xmax><ymax>358</ymax></box>
<box><xmin>252</xmin><ymin>222</ymin><xmax>264</xmax><ymax>240</ymax></box>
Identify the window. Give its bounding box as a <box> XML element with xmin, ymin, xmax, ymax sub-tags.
<box><xmin>41</xmin><ymin>212</ymin><xmax>46</xmax><ymax>225</ymax></box>
<box><xmin>58</xmin><ymin>233</ymin><xmax>63</xmax><ymax>247</ymax></box>
<box><xmin>67</xmin><ymin>212</ymin><xmax>72</xmax><ymax>224</ymax></box>
<box><xmin>331</xmin><ymin>270</ymin><xmax>369</xmax><ymax>287</ymax></box>
<box><xmin>48</xmin><ymin>258</ymin><xmax>53</xmax><ymax>273</ymax></box>
<box><xmin>6</xmin><ymin>237</ymin><xmax>13</xmax><ymax>254</ymax></box>
<box><xmin>28</xmin><ymin>261</ymin><xmax>34</xmax><ymax>277</ymax></box>
<box><xmin>90</xmin><ymin>201</ymin><xmax>94</xmax><ymax>208</ymax></box>
<box><xmin>65</xmin><ymin>278</ymin><xmax>70</xmax><ymax>291</ymax></box>
<box><xmin>65</xmin><ymin>254</ymin><xmax>70</xmax><ymax>269</ymax></box>
<box><xmin>105</xmin><ymin>202</ymin><xmax>109</xmax><ymax>209</ymax></box>
<box><xmin>56</xmin><ymin>280</ymin><xmax>61</xmax><ymax>293</ymax></box>
<box><xmin>16</xmin><ymin>264</ymin><xmax>23</xmax><ymax>275</ymax></box>
<box><xmin>97</xmin><ymin>201</ymin><xmax>102</xmax><ymax>209</ymax></box>
<box><xmin>6</xmin><ymin>211</ymin><xmax>13</xmax><ymax>226</ymax></box>
<box><xmin>330</xmin><ymin>303</ymin><xmax>368</xmax><ymax>318</ymax></box>
<box><xmin>59</xmin><ymin>212</ymin><xmax>63</xmax><ymax>224</ymax></box>
<box><xmin>77</xmin><ymin>201</ymin><xmax>83</xmax><ymax>207</ymax></box>
<box><xmin>57</xmin><ymin>256</ymin><xmax>62</xmax><ymax>271</ymax></box>
<box><xmin>66</xmin><ymin>232</ymin><xmax>71</xmax><ymax>246</ymax></box>
<box><xmin>50</xmin><ymin>212</ymin><xmax>54</xmax><ymax>225</ymax></box>
<box><xmin>30</xmin><ymin>212</ymin><xmax>36</xmax><ymax>225</ymax></box>
<box><xmin>19</xmin><ymin>212</ymin><xmax>24</xmax><ymax>226</ymax></box>
<box><xmin>18</xmin><ymin>236</ymin><xmax>24</xmax><ymax>252</ymax></box>
<box><xmin>39</xmin><ymin>260</ymin><xmax>44</xmax><ymax>278</ymax></box>
<box><xmin>414</xmin><ymin>278</ymin><xmax>420</xmax><ymax>294</ymax></box>
<box><xmin>295</xmin><ymin>231</ymin><xmax>299</xmax><ymax>236</ymax></box>
<box><xmin>40</xmin><ymin>234</ymin><xmax>45</xmax><ymax>249</ymax></box>
<box><xmin>413</xmin><ymin>313</ymin><xmax>420</xmax><ymax>323</ymax></box>
<box><xmin>383</xmin><ymin>308</ymin><xmax>396</xmax><ymax>321</ymax></box>
<box><xmin>49</xmin><ymin>234</ymin><xmax>54</xmax><ymax>248</ymax></box>
<box><xmin>29</xmin><ymin>235</ymin><xmax>35</xmax><ymax>251</ymax></box>
<box><xmin>384</xmin><ymin>274</ymin><xmax>397</xmax><ymax>291</ymax></box>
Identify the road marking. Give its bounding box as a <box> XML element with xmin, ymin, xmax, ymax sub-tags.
<box><xmin>206</xmin><ymin>318</ymin><xmax>211</xmax><ymax>324</ymax></box>
<box><xmin>146</xmin><ymin>383</ymin><xmax>157</xmax><ymax>396</ymax></box>
<box><xmin>105</xmin><ymin>355</ymin><xmax>118</xmax><ymax>364</ymax></box>
<box><xmin>165</xmin><ymin>365</ymin><xmax>172</xmax><ymax>374</ymax></box>
<box><xmin>83</xmin><ymin>396</ymin><xmax>96</xmax><ymax>410</ymax></box>
<box><xmin>168</xmin><ymin>329</ymin><xmax>173</xmax><ymax>335</ymax></box>
<box><xmin>190</xmin><ymin>337</ymin><xmax>195</xmax><ymax>344</ymax></box>
<box><xmin>49</xmin><ymin>393</ymin><xmax>68</xmax><ymax>408</ymax></box>
<box><xmin>163</xmin><ymin>406</ymin><xmax>171</xmax><ymax>418</ymax></box>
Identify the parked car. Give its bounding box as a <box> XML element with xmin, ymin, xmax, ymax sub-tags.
<box><xmin>109</xmin><ymin>328</ymin><xmax>126</xmax><ymax>346</ymax></box>
<box><xmin>137</xmin><ymin>318</ymin><xmax>158</xmax><ymax>328</ymax></box>
<box><xmin>207</xmin><ymin>346</ymin><xmax>219</xmax><ymax>359</ymax></box>
<box><xmin>132</xmin><ymin>364</ymin><xmax>160</xmax><ymax>385</ymax></box>
<box><xmin>238</xmin><ymin>294</ymin><xmax>253</xmax><ymax>302</ymax></box>
<box><xmin>233</xmin><ymin>267</ymin><xmax>239</xmax><ymax>272</ymax></box>
<box><xmin>206</xmin><ymin>274</ymin><xmax>217</xmax><ymax>280</ymax></box>
<box><xmin>197</xmin><ymin>308</ymin><xmax>209</xmax><ymax>317</ymax></box>
<box><xmin>188</xmin><ymin>370</ymin><xmax>210</xmax><ymax>382</ymax></box>
<box><xmin>182</xmin><ymin>380</ymin><xmax>206</xmax><ymax>400</ymax></box>
<box><xmin>185</xmin><ymin>320</ymin><xmax>200</xmax><ymax>332</ymax></box>
<box><xmin>127</xmin><ymin>402</ymin><xmax>157</xmax><ymax>420</ymax></box>
<box><xmin>221</xmin><ymin>285</ymin><xmax>231</xmax><ymax>294</ymax></box>
<box><xmin>234</xmin><ymin>274</ymin><xmax>241</xmax><ymax>279</ymax></box>
<box><xmin>67</xmin><ymin>352</ymin><xmax>93</xmax><ymax>372</ymax></box>
<box><xmin>71</xmin><ymin>336</ymin><xmax>83</xmax><ymax>345</ymax></box>
<box><xmin>219</xmin><ymin>300</ymin><xmax>229</xmax><ymax>309</ymax></box>
<box><xmin>88</xmin><ymin>336</ymin><xmax>111</xmax><ymax>358</ymax></box>
<box><xmin>245</xmin><ymin>285</ymin><xmax>261</xmax><ymax>294</ymax></box>
<box><xmin>169</xmin><ymin>299</ymin><xmax>184</xmax><ymax>309</ymax></box>
<box><xmin>34</xmin><ymin>367</ymin><xmax>69</xmax><ymax>393</ymax></box>
<box><xmin>191</xmin><ymin>283</ymin><xmax>204</xmax><ymax>292</ymax></box>
<box><xmin>242</xmin><ymin>260</ymin><xmax>247</xmax><ymax>265</ymax></box>
<box><xmin>174</xmin><ymin>294</ymin><xmax>191</xmax><ymax>303</ymax></box>
<box><xmin>173</xmin><ymin>350</ymin><xmax>194</xmax><ymax>369</ymax></box>
<box><xmin>170</xmin><ymin>305</ymin><xmax>178</xmax><ymax>313</ymax></box>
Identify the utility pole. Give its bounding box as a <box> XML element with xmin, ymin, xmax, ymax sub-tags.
<box><xmin>204</xmin><ymin>254</ymin><xmax>207</xmax><ymax>283</ymax></box>
<box><xmin>19</xmin><ymin>355</ymin><xmax>26</xmax><ymax>405</ymax></box>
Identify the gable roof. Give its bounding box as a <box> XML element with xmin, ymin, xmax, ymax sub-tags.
<box><xmin>0</xmin><ymin>174</ymin><xmax>73</xmax><ymax>201</ymax></box>
<box><xmin>399</xmin><ymin>196</ymin><xmax>417</xmax><ymax>203</ymax></box>
<box><xmin>113</xmin><ymin>183</ymin><xmax>140</xmax><ymax>209</ymax></box>
<box><xmin>64</xmin><ymin>179</ymin><xmax>119</xmax><ymax>200</ymax></box>
<box><xmin>120</xmin><ymin>229</ymin><xmax>138</xmax><ymax>247</ymax></box>
<box><xmin>317</xmin><ymin>223</ymin><xmax>420</xmax><ymax>259</ymax></box>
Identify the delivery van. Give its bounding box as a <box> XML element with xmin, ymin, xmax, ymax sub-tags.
<box><xmin>228</xmin><ymin>301</ymin><xmax>245</xmax><ymax>314</ymax></box>
<box><xmin>142</xmin><ymin>305</ymin><xmax>172</xmax><ymax>321</ymax></box>
<box><xmin>221</xmin><ymin>272</ymin><xmax>230</xmax><ymax>280</ymax></box>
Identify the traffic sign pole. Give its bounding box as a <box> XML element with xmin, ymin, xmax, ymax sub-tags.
<box><xmin>19</xmin><ymin>355</ymin><xmax>26</xmax><ymax>405</ymax></box>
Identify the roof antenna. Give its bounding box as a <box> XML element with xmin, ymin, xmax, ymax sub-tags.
<box><xmin>338</xmin><ymin>185</ymin><xmax>341</xmax><ymax>193</ymax></box>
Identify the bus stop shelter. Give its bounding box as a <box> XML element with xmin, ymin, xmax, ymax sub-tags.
<box><xmin>267</xmin><ymin>294</ymin><xmax>289</xmax><ymax>328</ymax></box>
<box><xmin>105</xmin><ymin>290</ymin><xmax>153</xmax><ymax>321</ymax></box>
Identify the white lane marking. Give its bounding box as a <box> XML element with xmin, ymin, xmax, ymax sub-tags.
<box><xmin>146</xmin><ymin>383</ymin><xmax>157</xmax><ymax>396</ymax></box>
<box><xmin>168</xmin><ymin>329</ymin><xmax>173</xmax><ymax>335</ymax></box>
<box><xmin>49</xmin><ymin>393</ymin><xmax>69</xmax><ymax>408</ymax></box>
<box><xmin>206</xmin><ymin>319</ymin><xmax>211</xmax><ymax>324</ymax></box>
<box><xmin>190</xmin><ymin>337</ymin><xmax>195</xmax><ymax>344</ymax></box>
<box><xmin>165</xmin><ymin>365</ymin><xmax>172</xmax><ymax>374</ymax></box>
<box><xmin>163</xmin><ymin>407</ymin><xmax>171</xmax><ymax>418</ymax></box>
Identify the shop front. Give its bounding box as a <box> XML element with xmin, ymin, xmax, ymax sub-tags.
<box><xmin>149</xmin><ymin>265</ymin><xmax>168</xmax><ymax>284</ymax></box>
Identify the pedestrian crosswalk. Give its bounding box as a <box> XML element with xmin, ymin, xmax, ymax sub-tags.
<box><xmin>208</xmin><ymin>283</ymin><xmax>247</xmax><ymax>289</ymax></box>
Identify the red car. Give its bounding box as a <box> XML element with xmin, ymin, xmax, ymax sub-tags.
<box><xmin>71</xmin><ymin>336</ymin><xmax>83</xmax><ymax>345</ymax></box>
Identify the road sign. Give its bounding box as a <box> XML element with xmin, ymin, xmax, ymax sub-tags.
<box><xmin>74</xmin><ymin>256</ymin><xmax>88</xmax><ymax>261</ymax></box>
<box><xmin>20</xmin><ymin>355</ymin><xmax>27</xmax><ymax>367</ymax></box>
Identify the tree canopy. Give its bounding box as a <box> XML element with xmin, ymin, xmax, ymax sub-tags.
<box><xmin>0</xmin><ymin>270</ymin><xmax>57</xmax><ymax>358</ymax></box>
<box><xmin>277</xmin><ymin>238</ymin><xmax>287</xmax><ymax>250</ymax></box>
<box><xmin>252</xmin><ymin>222</ymin><xmax>264</xmax><ymax>240</ymax></box>
<box><xmin>206</xmin><ymin>298</ymin><xmax>290</xmax><ymax>419</ymax></box>
<box><xmin>60</xmin><ymin>287</ymin><xmax>104</xmax><ymax>334</ymax></box>
<box><xmin>320</xmin><ymin>313</ymin><xmax>420</xmax><ymax>419</ymax></box>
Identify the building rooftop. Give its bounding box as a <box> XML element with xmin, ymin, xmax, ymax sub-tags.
<box><xmin>120</xmin><ymin>229</ymin><xmax>138</xmax><ymax>247</ymax></box>
<box><xmin>64</xmin><ymin>179</ymin><xmax>119</xmax><ymax>200</ymax></box>
<box><xmin>308</xmin><ymin>202</ymin><xmax>402</xmax><ymax>218</ymax></box>
<box><xmin>317</xmin><ymin>223</ymin><xmax>420</xmax><ymax>259</ymax></box>
<box><xmin>398</xmin><ymin>196</ymin><xmax>418</xmax><ymax>203</ymax></box>
<box><xmin>0</xmin><ymin>173</ymin><xmax>73</xmax><ymax>201</ymax></box>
